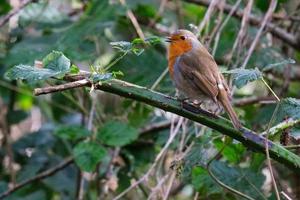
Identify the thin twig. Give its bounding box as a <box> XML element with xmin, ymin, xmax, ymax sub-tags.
<box><xmin>113</xmin><ymin>117</ymin><xmax>184</xmax><ymax>200</ymax></box>
<box><xmin>0</xmin><ymin>0</ymin><xmax>35</xmax><ymax>27</ymax></box>
<box><xmin>260</xmin><ymin>73</ymin><xmax>281</xmax><ymax>200</ymax></box>
<box><xmin>234</xmin><ymin>96</ymin><xmax>276</xmax><ymax>107</ymax></box>
<box><xmin>140</xmin><ymin>120</ymin><xmax>173</xmax><ymax>135</ymax></box>
<box><xmin>207</xmin><ymin>146</ymin><xmax>255</xmax><ymax>200</ymax></box>
<box><xmin>162</xmin><ymin>172</ymin><xmax>176</xmax><ymax>200</ymax></box>
<box><xmin>186</xmin><ymin>0</ymin><xmax>300</xmax><ymax>50</ymax></box>
<box><xmin>261</xmin><ymin>78</ymin><xmax>280</xmax><ymax>102</ymax></box>
<box><xmin>241</xmin><ymin>0</ymin><xmax>278</xmax><ymax>68</ymax></box>
<box><xmin>34</xmin><ymin>79</ymin><xmax>90</xmax><ymax>96</ymax></box>
<box><xmin>150</xmin><ymin>68</ymin><xmax>169</xmax><ymax>90</ymax></box>
<box><xmin>0</xmin><ymin>157</ymin><xmax>74</xmax><ymax>199</ymax></box>
<box><xmin>229</xmin><ymin>0</ymin><xmax>253</xmax><ymax>67</ymax></box>
<box><xmin>119</xmin><ymin>0</ymin><xmax>145</xmax><ymax>40</ymax></box>
<box><xmin>280</xmin><ymin>191</ymin><xmax>292</xmax><ymax>200</ymax></box>
<box><xmin>285</xmin><ymin>145</ymin><xmax>300</xmax><ymax>149</ymax></box>
<box><xmin>77</xmin><ymin>172</ymin><xmax>85</xmax><ymax>200</ymax></box>
<box><xmin>264</xmin><ymin>103</ymin><xmax>281</xmax><ymax>200</ymax></box>
<box><xmin>197</xmin><ymin>0</ymin><xmax>218</xmax><ymax>37</ymax></box>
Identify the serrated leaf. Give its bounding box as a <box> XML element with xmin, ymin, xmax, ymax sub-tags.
<box><xmin>91</xmin><ymin>73</ymin><xmax>113</xmax><ymax>83</ymax></box>
<box><xmin>192</xmin><ymin>166</ymin><xmax>221</xmax><ymax>195</ymax></box>
<box><xmin>290</xmin><ymin>127</ymin><xmax>300</xmax><ymax>140</ymax></box>
<box><xmin>224</xmin><ymin>68</ymin><xmax>262</xmax><ymax>88</ymax></box>
<box><xmin>192</xmin><ymin>161</ymin><xmax>265</xmax><ymax>199</ymax></box>
<box><xmin>97</xmin><ymin>121</ymin><xmax>139</xmax><ymax>146</ymax></box>
<box><xmin>54</xmin><ymin>126</ymin><xmax>91</xmax><ymax>141</ymax></box>
<box><xmin>110</xmin><ymin>41</ymin><xmax>132</xmax><ymax>52</ymax></box>
<box><xmin>70</xmin><ymin>64</ymin><xmax>80</xmax><ymax>74</ymax></box>
<box><xmin>277</xmin><ymin>98</ymin><xmax>300</xmax><ymax>122</ymax></box>
<box><xmin>42</xmin><ymin>51</ymin><xmax>70</xmax><ymax>73</ymax></box>
<box><xmin>5</xmin><ymin>51</ymin><xmax>70</xmax><ymax>82</ymax></box>
<box><xmin>262</xmin><ymin>58</ymin><xmax>295</xmax><ymax>71</ymax></box>
<box><xmin>110</xmin><ymin>36</ymin><xmax>161</xmax><ymax>56</ymax></box>
<box><xmin>213</xmin><ymin>139</ymin><xmax>245</xmax><ymax>164</ymax></box>
<box><xmin>5</xmin><ymin>64</ymin><xmax>58</xmax><ymax>82</ymax></box>
<box><xmin>145</xmin><ymin>36</ymin><xmax>162</xmax><ymax>45</ymax></box>
<box><xmin>73</xmin><ymin>141</ymin><xmax>107</xmax><ymax>172</ymax></box>
<box><xmin>19</xmin><ymin>3</ymin><xmax>67</xmax><ymax>26</ymax></box>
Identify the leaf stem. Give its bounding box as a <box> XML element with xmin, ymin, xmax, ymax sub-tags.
<box><xmin>105</xmin><ymin>51</ymin><xmax>129</xmax><ymax>71</ymax></box>
<box><xmin>261</xmin><ymin>77</ymin><xmax>280</xmax><ymax>102</ymax></box>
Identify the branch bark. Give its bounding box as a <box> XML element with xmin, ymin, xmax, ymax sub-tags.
<box><xmin>0</xmin><ymin>157</ymin><xmax>74</xmax><ymax>199</ymax></box>
<box><xmin>186</xmin><ymin>0</ymin><xmax>300</xmax><ymax>50</ymax></box>
<box><xmin>33</xmin><ymin>77</ymin><xmax>300</xmax><ymax>173</ymax></box>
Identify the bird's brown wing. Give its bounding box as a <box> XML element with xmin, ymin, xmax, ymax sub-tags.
<box><xmin>178</xmin><ymin>46</ymin><xmax>240</xmax><ymax>129</ymax></box>
<box><xmin>178</xmin><ymin>45</ymin><xmax>226</xmax><ymax>102</ymax></box>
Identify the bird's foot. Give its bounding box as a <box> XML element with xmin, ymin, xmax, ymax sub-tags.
<box><xmin>179</xmin><ymin>99</ymin><xmax>217</xmax><ymax>119</ymax></box>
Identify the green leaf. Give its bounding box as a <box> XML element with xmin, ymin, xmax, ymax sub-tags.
<box><xmin>262</xmin><ymin>58</ymin><xmax>295</xmax><ymax>71</ymax></box>
<box><xmin>193</xmin><ymin>161</ymin><xmax>265</xmax><ymax>198</ymax></box>
<box><xmin>110</xmin><ymin>36</ymin><xmax>161</xmax><ymax>56</ymax></box>
<box><xmin>54</xmin><ymin>126</ymin><xmax>91</xmax><ymax>141</ymax></box>
<box><xmin>42</xmin><ymin>51</ymin><xmax>70</xmax><ymax>74</ymax></box>
<box><xmin>224</xmin><ymin>68</ymin><xmax>262</xmax><ymax>88</ymax></box>
<box><xmin>97</xmin><ymin>121</ymin><xmax>139</xmax><ymax>146</ymax></box>
<box><xmin>91</xmin><ymin>73</ymin><xmax>113</xmax><ymax>83</ymax></box>
<box><xmin>5</xmin><ymin>51</ymin><xmax>70</xmax><ymax>82</ymax></box>
<box><xmin>110</xmin><ymin>41</ymin><xmax>132</xmax><ymax>52</ymax></box>
<box><xmin>209</xmin><ymin>161</ymin><xmax>265</xmax><ymax>199</ymax></box>
<box><xmin>192</xmin><ymin>166</ymin><xmax>221</xmax><ymax>195</ymax></box>
<box><xmin>19</xmin><ymin>3</ymin><xmax>67</xmax><ymax>26</ymax></box>
<box><xmin>73</xmin><ymin>141</ymin><xmax>107</xmax><ymax>172</ymax></box>
<box><xmin>70</xmin><ymin>64</ymin><xmax>80</xmax><ymax>74</ymax></box>
<box><xmin>145</xmin><ymin>36</ymin><xmax>162</xmax><ymax>45</ymax></box>
<box><xmin>213</xmin><ymin>139</ymin><xmax>245</xmax><ymax>164</ymax></box>
<box><xmin>277</xmin><ymin>98</ymin><xmax>300</xmax><ymax>122</ymax></box>
<box><xmin>0</xmin><ymin>1</ymin><xmax>11</xmax><ymax>15</ymax></box>
<box><xmin>5</xmin><ymin>64</ymin><xmax>57</xmax><ymax>82</ymax></box>
<box><xmin>7</xmin><ymin>110</ymin><xmax>28</xmax><ymax>125</ymax></box>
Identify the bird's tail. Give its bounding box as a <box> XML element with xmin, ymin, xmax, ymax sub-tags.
<box><xmin>218</xmin><ymin>91</ymin><xmax>241</xmax><ymax>129</ymax></box>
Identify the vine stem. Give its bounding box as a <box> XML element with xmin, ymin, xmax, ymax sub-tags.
<box><xmin>261</xmin><ymin>76</ymin><xmax>281</xmax><ymax>200</ymax></box>
<box><xmin>261</xmin><ymin>78</ymin><xmax>280</xmax><ymax>101</ymax></box>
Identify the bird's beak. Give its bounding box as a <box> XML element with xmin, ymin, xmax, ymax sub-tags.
<box><xmin>165</xmin><ymin>37</ymin><xmax>172</xmax><ymax>43</ymax></box>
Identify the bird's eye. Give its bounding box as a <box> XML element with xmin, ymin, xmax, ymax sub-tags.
<box><xmin>180</xmin><ymin>36</ymin><xmax>186</xmax><ymax>40</ymax></box>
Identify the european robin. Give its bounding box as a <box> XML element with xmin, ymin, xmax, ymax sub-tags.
<box><xmin>166</xmin><ymin>29</ymin><xmax>241</xmax><ymax>129</ymax></box>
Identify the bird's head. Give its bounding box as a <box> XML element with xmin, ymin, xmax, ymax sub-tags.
<box><xmin>166</xmin><ymin>29</ymin><xmax>199</xmax><ymax>57</ymax></box>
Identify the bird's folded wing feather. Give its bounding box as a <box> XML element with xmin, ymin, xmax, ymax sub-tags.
<box><xmin>178</xmin><ymin>46</ymin><xmax>230</xmax><ymax>101</ymax></box>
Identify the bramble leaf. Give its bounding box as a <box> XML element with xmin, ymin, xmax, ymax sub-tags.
<box><xmin>73</xmin><ymin>141</ymin><xmax>107</xmax><ymax>172</ymax></box>
<box><xmin>5</xmin><ymin>51</ymin><xmax>71</xmax><ymax>83</ymax></box>
<box><xmin>54</xmin><ymin>126</ymin><xmax>91</xmax><ymax>141</ymax></box>
<box><xmin>97</xmin><ymin>121</ymin><xmax>139</xmax><ymax>146</ymax></box>
<box><xmin>224</xmin><ymin>68</ymin><xmax>262</xmax><ymax>88</ymax></box>
<box><xmin>277</xmin><ymin>98</ymin><xmax>300</xmax><ymax>122</ymax></box>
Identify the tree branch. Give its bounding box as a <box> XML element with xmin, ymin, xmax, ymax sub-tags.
<box><xmin>33</xmin><ymin>77</ymin><xmax>300</xmax><ymax>173</ymax></box>
<box><xmin>185</xmin><ymin>0</ymin><xmax>300</xmax><ymax>50</ymax></box>
<box><xmin>0</xmin><ymin>0</ymin><xmax>35</xmax><ymax>28</ymax></box>
<box><xmin>0</xmin><ymin>157</ymin><xmax>74</xmax><ymax>199</ymax></box>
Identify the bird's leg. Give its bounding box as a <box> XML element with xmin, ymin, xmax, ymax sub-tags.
<box><xmin>179</xmin><ymin>98</ymin><xmax>218</xmax><ymax>118</ymax></box>
<box><xmin>191</xmin><ymin>99</ymin><xmax>203</xmax><ymax>107</ymax></box>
